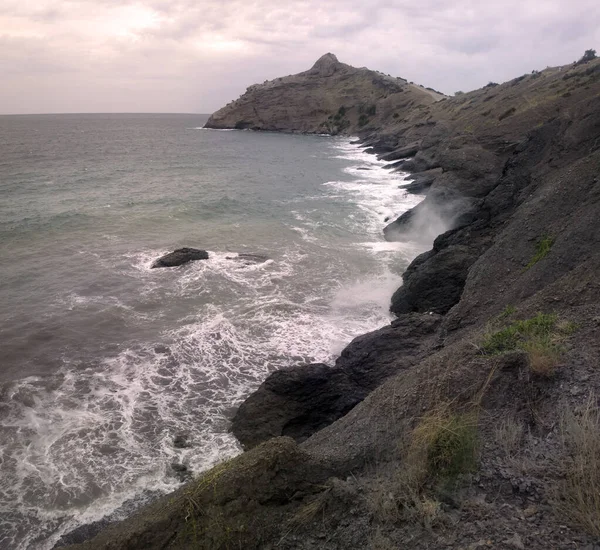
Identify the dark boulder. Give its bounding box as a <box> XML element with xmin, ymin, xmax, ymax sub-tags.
<box><xmin>335</xmin><ymin>313</ymin><xmax>442</xmax><ymax>389</ymax></box>
<box><xmin>151</xmin><ymin>248</ymin><xmax>209</xmax><ymax>268</ymax></box>
<box><xmin>231</xmin><ymin>364</ymin><xmax>365</xmax><ymax>450</ymax></box>
<box><xmin>170</xmin><ymin>463</ymin><xmax>192</xmax><ymax>482</ymax></box>
<box><xmin>231</xmin><ymin>313</ymin><xmax>442</xmax><ymax>450</ymax></box>
<box><xmin>173</xmin><ymin>434</ymin><xmax>191</xmax><ymax>449</ymax></box>
<box><xmin>390</xmin><ymin>245</ymin><xmax>479</xmax><ymax>315</ymax></box>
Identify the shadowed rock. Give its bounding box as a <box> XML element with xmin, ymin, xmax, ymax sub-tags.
<box><xmin>151</xmin><ymin>248</ymin><xmax>209</xmax><ymax>268</ymax></box>
<box><xmin>231</xmin><ymin>313</ymin><xmax>442</xmax><ymax>450</ymax></box>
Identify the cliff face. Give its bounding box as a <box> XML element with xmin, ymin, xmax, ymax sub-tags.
<box><xmin>204</xmin><ymin>53</ymin><xmax>444</xmax><ymax>134</ymax></box>
<box><xmin>65</xmin><ymin>57</ymin><xmax>600</xmax><ymax>550</ymax></box>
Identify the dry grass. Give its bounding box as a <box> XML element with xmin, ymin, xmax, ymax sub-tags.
<box><xmin>494</xmin><ymin>417</ymin><xmax>524</xmax><ymax>458</ymax></box>
<box><xmin>369</xmin><ymin>528</ymin><xmax>396</xmax><ymax>550</ymax></box>
<box><xmin>287</xmin><ymin>485</ymin><xmax>333</xmax><ymax>527</ymax></box>
<box><xmin>522</xmin><ymin>340</ymin><xmax>561</xmax><ymax>376</ymax></box>
<box><xmin>411</xmin><ymin>406</ymin><xmax>479</xmax><ymax>481</ymax></box>
<box><xmin>368</xmin><ymin>404</ymin><xmax>478</xmax><ymax>528</ymax></box>
<box><xmin>552</xmin><ymin>395</ymin><xmax>600</xmax><ymax>537</ymax></box>
<box><xmin>481</xmin><ymin>312</ymin><xmax>576</xmax><ymax>377</ymax></box>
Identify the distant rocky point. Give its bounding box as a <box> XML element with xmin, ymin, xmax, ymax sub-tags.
<box><xmin>204</xmin><ymin>53</ymin><xmax>444</xmax><ymax>135</ymax></box>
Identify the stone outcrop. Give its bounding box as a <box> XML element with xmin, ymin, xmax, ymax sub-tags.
<box><xmin>231</xmin><ymin>313</ymin><xmax>442</xmax><ymax>449</ymax></box>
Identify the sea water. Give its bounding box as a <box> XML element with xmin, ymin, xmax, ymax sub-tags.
<box><xmin>0</xmin><ymin>113</ymin><xmax>425</xmax><ymax>548</ymax></box>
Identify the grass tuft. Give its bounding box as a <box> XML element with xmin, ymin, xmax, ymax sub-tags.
<box><xmin>497</xmin><ymin>304</ymin><xmax>516</xmax><ymax>320</ymax></box>
<box><xmin>481</xmin><ymin>312</ymin><xmax>574</xmax><ymax>377</ymax></box>
<box><xmin>481</xmin><ymin>313</ymin><xmax>557</xmax><ymax>355</ymax></box>
<box><xmin>525</xmin><ymin>234</ymin><xmax>554</xmax><ymax>270</ymax></box>
<box><xmin>412</xmin><ymin>408</ymin><xmax>479</xmax><ymax>481</ymax></box>
<box><xmin>368</xmin><ymin>405</ymin><xmax>478</xmax><ymax>529</ymax></box>
<box><xmin>494</xmin><ymin>417</ymin><xmax>524</xmax><ymax>457</ymax></box>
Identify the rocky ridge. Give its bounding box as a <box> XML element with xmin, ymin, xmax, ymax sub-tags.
<box><xmin>65</xmin><ymin>54</ymin><xmax>600</xmax><ymax>549</ymax></box>
<box><xmin>204</xmin><ymin>53</ymin><xmax>444</xmax><ymax>135</ymax></box>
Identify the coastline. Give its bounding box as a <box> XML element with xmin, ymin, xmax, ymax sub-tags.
<box><xmin>63</xmin><ymin>56</ymin><xmax>600</xmax><ymax>549</ymax></box>
<box><xmin>46</xmin><ymin>134</ymin><xmax>425</xmax><ymax>548</ymax></box>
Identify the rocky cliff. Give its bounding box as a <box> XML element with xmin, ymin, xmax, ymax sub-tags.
<box><xmin>204</xmin><ymin>53</ymin><xmax>444</xmax><ymax>134</ymax></box>
<box><xmin>65</xmin><ymin>55</ymin><xmax>600</xmax><ymax>549</ymax></box>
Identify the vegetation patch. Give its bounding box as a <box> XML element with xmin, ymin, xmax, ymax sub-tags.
<box><xmin>358</xmin><ymin>113</ymin><xmax>370</xmax><ymax>127</ymax></box>
<box><xmin>482</xmin><ymin>313</ymin><xmax>557</xmax><ymax>355</ymax></box>
<box><xmin>369</xmin><ymin>406</ymin><xmax>478</xmax><ymax>528</ymax></box>
<box><xmin>497</xmin><ymin>304</ymin><xmax>516</xmax><ymax>320</ymax></box>
<box><xmin>525</xmin><ymin>234</ymin><xmax>554</xmax><ymax>269</ymax></box>
<box><xmin>412</xmin><ymin>408</ymin><xmax>479</xmax><ymax>482</ymax></box>
<box><xmin>481</xmin><ymin>313</ymin><xmax>575</xmax><ymax>376</ymax></box>
<box><xmin>553</xmin><ymin>396</ymin><xmax>600</xmax><ymax>537</ymax></box>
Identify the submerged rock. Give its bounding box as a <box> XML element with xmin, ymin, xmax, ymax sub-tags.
<box><xmin>170</xmin><ymin>463</ymin><xmax>192</xmax><ymax>482</ymax></box>
<box><xmin>151</xmin><ymin>247</ymin><xmax>209</xmax><ymax>268</ymax></box>
<box><xmin>225</xmin><ymin>253</ymin><xmax>269</xmax><ymax>265</ymax></box>
<box><xmin>173</xmin><ymin>434</ymin><xmax>191</xmax><ymax>449</ymax></box>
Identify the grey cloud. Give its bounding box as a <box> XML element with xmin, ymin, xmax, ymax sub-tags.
<box><xmin>1</xmin><ymin>0</ymin><xmax>599</xmax><ymax>114</ymax></box>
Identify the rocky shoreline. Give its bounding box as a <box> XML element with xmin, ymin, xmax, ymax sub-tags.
<box><xmin>65</xmin><ymin>54</ymin><xmax>600</xmax><ymax>549</ymax></box>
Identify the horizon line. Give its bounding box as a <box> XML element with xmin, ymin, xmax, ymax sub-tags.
<box><xmin>0</xmin><ymin>112</ymin><xmax>212</xmax><ymax>117</ymax></box>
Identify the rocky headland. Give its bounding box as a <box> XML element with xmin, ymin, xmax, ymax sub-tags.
<box><xmin>65</xmin><ymin>54</ymin><xmax>600</xmax><ymax>549</ymax></box>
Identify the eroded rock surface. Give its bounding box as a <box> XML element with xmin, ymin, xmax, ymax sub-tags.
<box><xmin>204</xmin><ymin>53</ymin><xmax>443</xmax><ymax>135</ymax></box>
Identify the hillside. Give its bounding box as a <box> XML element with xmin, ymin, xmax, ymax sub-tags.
<box><xmin>204</xmin><ymin>53</ymin><xmax>444</xmax><ymax>134</ymax></box>
<box><xmin>65</xmin><ymin>55</ymin><xmax>600</xmax><ymax>549</ymax></box>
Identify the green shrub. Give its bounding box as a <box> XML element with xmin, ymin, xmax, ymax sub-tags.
<box><xmin>498</xmin><ymin>305</ymin><xmax>516</xmax><ymax>320</ymax></box>
<box><xmin>358</xmin><ymin>114</ymin><xmax>370</xmax><ymax>127</ymax></box>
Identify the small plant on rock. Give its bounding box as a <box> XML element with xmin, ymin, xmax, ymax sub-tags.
<box><xmin>525</xmin><ymin>234</ymin><xmax>554</xmax><ymax>270</ymax></box>
<box><xmin>481</xmin><ymin>313</ymin><xmax>575</xmax><ymax>377</ymax></box>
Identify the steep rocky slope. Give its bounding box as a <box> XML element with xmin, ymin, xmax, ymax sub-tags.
<box><xmin>65</xmin><ymin>56</ymin><xmax>600</xmax><ymax>549</ymax></box>
<box><xmin>204</xmin><ymin>53</ymin><xmax>444</xmax><ymax>134</ymax></box>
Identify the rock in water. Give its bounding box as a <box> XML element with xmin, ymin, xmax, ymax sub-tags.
<box><xmin>151</xmin><ymin>247</ymin><xmax>209</xmax><ymax>268</ymax></box>
<box><xmin>231</xmin><ymin>313</ymin><xmax>442</xmax><ymax>450</ymax></box>
<box><xmin>225</xmin><ymin>253</ymin><xmax>269</xmax><ymax>265</ymax></box>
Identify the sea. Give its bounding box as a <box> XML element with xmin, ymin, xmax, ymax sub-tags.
<box><xmin>0</xmin><ymin>113</ymin><xmax>426</xmax><ymax>549</ymax></box>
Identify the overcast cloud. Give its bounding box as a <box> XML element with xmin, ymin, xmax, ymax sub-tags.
<box><xmin>1</xmin><ymin>0</ymin><xmax>599</xmax><ymax>114</ymax></box>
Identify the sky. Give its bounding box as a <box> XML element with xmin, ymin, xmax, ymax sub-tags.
<box><xmin>1</xmin><ymin>0</ymin><xmax>599</xmax><ymax>114</ymax></box>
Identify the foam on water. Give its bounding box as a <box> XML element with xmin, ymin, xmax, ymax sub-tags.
<box><xmin>0</xmin><ymin>137</ymin><xmax>428</xmax><ymax>549</ymax></box>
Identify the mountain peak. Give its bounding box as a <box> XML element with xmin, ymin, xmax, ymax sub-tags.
<box><xmin>309</xmin><ymin>53</ymin><xmax>340</xmax><ymax>76</ymax></box>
